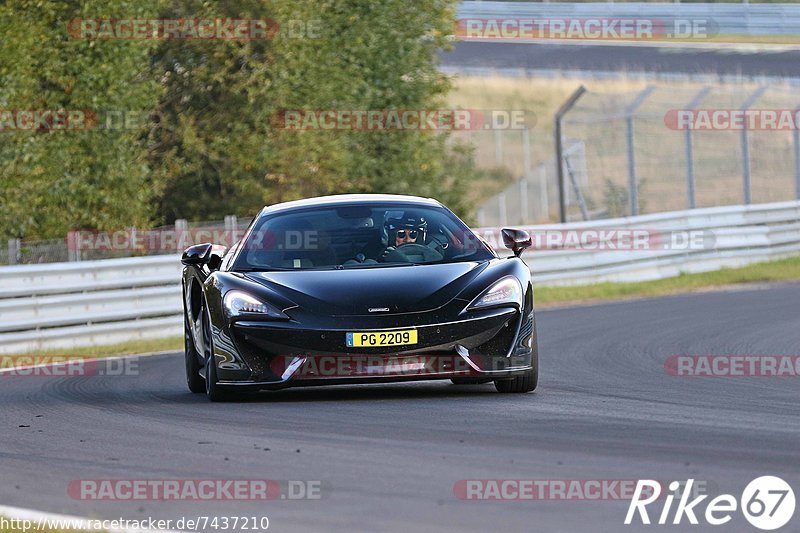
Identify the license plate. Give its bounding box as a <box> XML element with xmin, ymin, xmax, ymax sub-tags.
<box><xmin>346</xmin><ymin>329</ymin><xmax>418</xmax><ymax>348</ymax></box>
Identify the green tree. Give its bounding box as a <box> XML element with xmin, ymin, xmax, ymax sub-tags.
<box><xmin>148</xmin><ymin>0</ymin><xmax>481</xmax><ymax>224</ymax></box>
<box><xmin>0</xmin><ymin>0</ymin><xmax>163</xmax><ymax>240</ymax></box>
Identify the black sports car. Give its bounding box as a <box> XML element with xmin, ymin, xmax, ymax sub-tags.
<box><xmin>181</xmin><ymin>194</ymin><xmax>537</xmax><ymax>401</ymax></box>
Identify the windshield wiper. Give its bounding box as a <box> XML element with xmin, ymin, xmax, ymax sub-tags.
<box><xmin>339</xmin><ymin>262</ymin><xmax>417</xmax><ymax>269</ymax></box>
<box><xmin>236</xmin><ymin>267</ymin><xmax>297</xmax><ymax>272</ymax></box>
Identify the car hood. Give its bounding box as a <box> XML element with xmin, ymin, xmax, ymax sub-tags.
<box><xmin>243</xmin><ymin>262</ymin><xmax>487</xmax><ymax>316</ymax></box>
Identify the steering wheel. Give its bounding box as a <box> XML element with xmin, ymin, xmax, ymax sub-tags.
<box><xmin>386</xmin><ymin>243</ymin><xmax>443</xmax><ymax>263</ymax></box>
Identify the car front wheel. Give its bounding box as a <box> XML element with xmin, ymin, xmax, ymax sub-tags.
<box><xmin>201</xmin><ymin>301</ymin><xmax>236</xmax><ymax>402</ymax></box>
<box><xmin>184</xmin><ymin>311</ymin><xmax>205</xmax><ymax>394</ymax></box>
<box><xmin>494</xmin><ymin>366</ymin><xmax>538</xmax><ymax>393</ymax></box>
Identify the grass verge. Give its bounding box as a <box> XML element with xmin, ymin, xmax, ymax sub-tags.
<box><xmin>10</xmin><ymin>336</ymin><xmax>182</xmax><ymax>359</ymax></box>
<box><xmin>536</xmin><ymin>255</ymin><xmax>800</xmax><ymax>308</ymax></box>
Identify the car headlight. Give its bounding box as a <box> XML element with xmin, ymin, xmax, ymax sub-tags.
<box><xmin>468</xmin><ymin>277</ymin><xmax>523</xmax><ymax>310</ymax></box>
<box><xmin>223</xmin><ymin>290</ymin><xmax>288</xmax><ymax>319</ymax></box>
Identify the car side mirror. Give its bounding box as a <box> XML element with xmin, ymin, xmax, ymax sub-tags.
<box><xmin>181</xmin><ymin>243</ymin><xmax>213</xmax><ymax>266</ymax></box>
<box><xmin>501</xmin><ymin>228</ymin><xmax>532</xmax><ymax>258</ymax></box>
<box><xmin>182</xmin><ymin>243</ymin><xmax>228</xmax><ymax>270</ymax></box>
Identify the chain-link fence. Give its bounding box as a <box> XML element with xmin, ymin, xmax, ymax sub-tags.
<box><xmin>562</xmin><ymin>84</ymin><xmax>800</xmax><ymax>222</ymax></box>
<box><xmin>478</xmin><ymin>84</ymin><xmax>800</xmax><ymax>225</ymax></box>
<box><xmin>474</xmin><ymin>138</ymin><xmax>587</xmax><ymax>226</ymax></box>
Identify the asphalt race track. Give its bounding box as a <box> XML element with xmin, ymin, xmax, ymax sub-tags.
<box><xmin>442</xmin><ymin>41</ymin><xmax>800</xmax><ymax>78</ymax></box>
<box><xmin>2</xmin><ymin>284</ymin><xmax>799</xmax><ymax>532</ymax></box>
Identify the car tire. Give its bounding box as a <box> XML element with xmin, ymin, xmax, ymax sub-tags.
<box><xmin>201</xmin><ymin>302</ymin><xmax>236</xmax><ymax>402</ymax></box>
<box><xmin>450</xmin><ymin>378</ymin><xmax>492</xmax><ymax>385</ymax></box>
<box><xmin>184</xmin><ymin>311</ymin><xmax>205</xmax><ymax>394</ymax></box>
<box><xmin>494</xmin><ymin>366</ymin><xmax>538</xmax><ymax>393</ymax></box>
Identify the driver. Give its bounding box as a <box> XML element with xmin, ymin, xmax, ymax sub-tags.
<box><xmin>388</xmin><ymin>214</ymin><xmax>426</xmax><ymax>248</ymax></box>
<box><xmin>379</xmin><ymin>213</ymin><xmax>443</xmax><ymax>263</ymax></box>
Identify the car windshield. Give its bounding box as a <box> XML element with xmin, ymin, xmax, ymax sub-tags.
<box><xmin>232</xmin><ymin>203</ymin><xmax>494</xmax><ymax>271</ymax></box>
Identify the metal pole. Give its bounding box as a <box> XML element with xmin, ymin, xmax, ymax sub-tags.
<box><xmin>498</xmin><ymin>193</ymin><xmax>507</xmax><ymax>227</ymax></box>
<box><xmin>521</xmin><ymin>128</ymin><xmax>532</xmax><ymax>224</ymax></box>
<box><xmin>741</xmin><ymin>127</ymin><xmax>751</xmax><ymax>204</ymax></box>
<box><xmin>7</xmin><ymin>238</ymin><xmax>19</xmax><ymax>265</ymax></box>
<box><xmin>683</xmin><ymin>87</ymin><xmax>711</xmax><ymax>209</ymax></box>
<box><xmin>519</xmin><ymin>178</ymin><xmax>529</xmax><ymax>225</ymax></box>
<box><xmin>740</xmin><ymin>86</ymin><xmax>768</xmax><ymax>205</ymax></box>
<box><xmin>494</xmin><ymin>129</ymin><xmax>503</xmax><ymax>167</ymax></box>
<box><xmin>685</xmin><ymin>129</ymin><xmax>695</xmax><ymax>209</ymax></box>
<box><xmin>175</xmin><ymin>218</ymin><xmax>188</xmax><ymax>252</ymax></box>
<box><xmin>565</xmin><ymin>155</ymin><xmax>589</xmax><ymax>221</ymax></box>
<box><xmin>624</xmin><ymin>86</ymin><xmax>656</xmax><ymax>217</ymax></box>
<box><xmin>794</xmin><ymin>115</ymin><xmax>800</xmax><ymax>200</ymax></box>
<box><xmin>555</xmin><ymin>86</ymin><xmax>587</xmax><ymax>223</ymax></box>
<box><xmin>626</xmin><ymin>116</ymin><xmax>638</xmax><ymax>216</ymax></box>
<box><xmin>539</xmin><ymin>166</ymin><xmax>549</xmax><ymax>220</ymax></box>
<box><xmin>224</xmin><ymin>214</ymin><xmax>238</xmax><ymax>246</ymax></box>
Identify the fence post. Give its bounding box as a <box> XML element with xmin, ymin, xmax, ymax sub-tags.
<box><xmin>740</xmin><ymin>86</ymin><xmax>768</xmax><ymax>205</ymax></box>
<box><xmin>66</xmin><ymin>232</ymin><xmax>79</xmax><ymax>262</ymax></box>
<box><xmin>538</xmin><ymin>165</ymin><xmax>549</xmax><ymax>220</ymax></box>
<box><xmin>521</xmin><ymin>127</ymin><xmax>532</xmax><ymax>224</ymax></box>
<box><xmin>684</xmin><ymin>87</ymin><xmax>711</xmax><ymax>210</ymax></box>
<box><xmin>498</xmin><ymin>192</ymin><xmax>507</xmax><ymax>227</ymax></box>
<box><xmin>555</xmin><ymin>86</ymin><xmax>587</xmax><ymax>223</ymax></box>
<box><xmin>794</xmin><ymin>109</ymin><xmax>800</xmax><ymax>200</ymax></box>
<box><xmin>175</xmin><ymin>219</ymin><xmax>188</xmax><ymax>252</ymax></box>
<box><xmin>477</xmin><ymin>208</ymin><xmax>486</xmax><ymax>227</ymax></box>
<box><xmin>7</xmin><ymin>238</ymin><xmax>20</xmax><ymax>265</ymax></box>
<box><xmin>624</xmin><ymin>86</ymin><xmax>656</xmax><ymax>217</ymax></box>
<box><xmin>519</xmin><ymin>178</ymin><xmax>529</xmax><ymax>225</ymax></box>
<box><xmin>494</xmin><ymin>129</ymin><xmax>504</xmax><ymax>167</ymax></box>
<box><xmin>625</xmin><ymin>116</ymin><xmax>638</xmax><ymax>216</ymax></box>
<box><xmin>224</xmin><ymin>215</ymin><xmax>238</xmax><ymax>246</ymax></box>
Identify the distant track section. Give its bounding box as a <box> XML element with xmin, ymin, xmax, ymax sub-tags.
<box><xmin>442</xmin><ymin>41</ymin><xmax>800</xmax><ymax>79</ymax></box>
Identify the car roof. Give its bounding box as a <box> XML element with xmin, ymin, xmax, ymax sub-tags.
<box><xmin>259</xmin><ymin>194</ymin><xmax>443</xmax><ymax>215</ymax></box>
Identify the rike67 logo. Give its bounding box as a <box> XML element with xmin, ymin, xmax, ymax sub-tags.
<box><xmin>626</xmin><ymin>477</ymin><xmax>795</xmax><ymax>530</ymax></box>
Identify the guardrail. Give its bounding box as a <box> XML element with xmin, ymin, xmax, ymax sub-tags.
<box><xmin>0</xmin><ymin>256</ymin><xmax>184</xmax><ymax>354</ymax></box>
<box><xmin>475</xmin><ymin>200</ymin><xmax>800</xmax><ymax>284</ymax></box>
<box><xmin>1</xmin><ymin>201</ymin><xmax>798</xmax><ymax>354</ymax></box>
<box><xmin>456</xmin><ymin>2</ymin><xmax>800</xmax><ymax>37</ymax></box>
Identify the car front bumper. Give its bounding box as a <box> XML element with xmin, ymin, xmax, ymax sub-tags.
<box><xmin>211</xmin><ymin>306</ymin><xmax>535</xmax><ymax>390</ymax></box>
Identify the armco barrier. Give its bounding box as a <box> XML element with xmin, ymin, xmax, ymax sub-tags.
<box><xmin>0</xmin><ymin>201</ymin><xmax>798</xmax><ymax>354</ymax></box>
<box><xmin>475</xmin><ymin>200</ymin><xmax>800</xmax><ymax>285</ymax></box>
<box><xmin>0</xmin><ymin>256</ymin><xmax>183</xmax><ymax>354</ymax></box>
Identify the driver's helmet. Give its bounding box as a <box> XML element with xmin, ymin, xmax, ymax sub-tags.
<box><xmin>384</xmin><ymin>212</ymin><xmax>427</xmax><ymax>246</ymax></box>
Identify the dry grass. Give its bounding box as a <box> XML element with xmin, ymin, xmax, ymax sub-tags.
<box><xmin>536</xmin><ymin>256</ymin><xmax>800</xmax><ymax>307</ymax></box>
<box><xmin>9</xmin><ymin>336</ymin><xmax>182</xmax><ymax>358</ymax></box>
